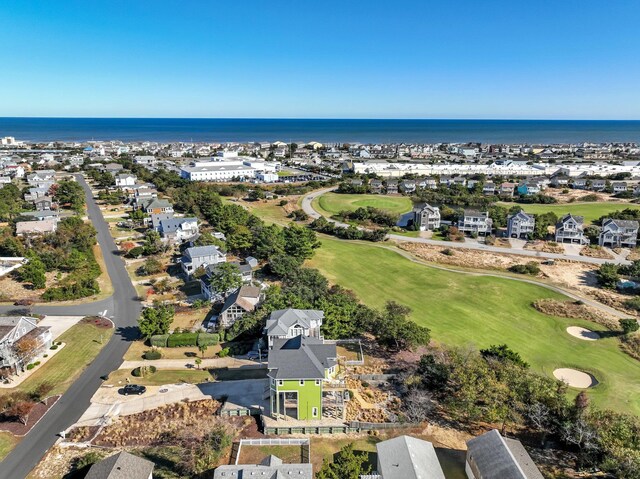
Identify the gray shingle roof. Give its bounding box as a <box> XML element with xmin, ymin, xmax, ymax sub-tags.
<box><xmin>376</xmin><ymin>435</ymin><xmax>446</xmax><ymax>479</ymax></box>
<box><xmin>85</xmin><ymin>451</ymin><xmax>154</xmax><ymax>479</ymax></box>
<box><xmin>265</xmin><ymin>309</ymin><xmax>324</xmax><ymax>337</ymax></box>
<box><xmin>268</xmin><ymin>336</ymin><xmax>337</xmax><ymax>380</ymax></box>
<box><xmin>466</xmin><ymin>429</ymin><xmax>543</xmax><ymax>479</ymax></box>
<box><xmin>213</xmin><ymin>455</ymin><xmax>313</xmax><ymax>479</ymax></box>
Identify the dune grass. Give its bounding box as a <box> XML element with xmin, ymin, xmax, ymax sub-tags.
<box><xmin>307</xmin><ymin>237</ymin><xmax>640</xmax><ymax>415</ymax></box>
<box><xmin>313</xmin><ymin>193</ymin><xmax>412</xmax><ymax>217</ymax></box>
<box><xmin>497</xmin><ymin>201</ymin><xmax>640</xmax><ymax>224</ymax></box>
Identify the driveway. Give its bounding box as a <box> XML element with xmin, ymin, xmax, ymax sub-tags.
<box><xmin>76</xmin><ymin>379</ymin><xmax>269</xmax><ymax>427</ymax></box>
<box><xmin>38</xmin><ymin>316</ymin><xmax>84</xmax><ymax>340</ymax></box>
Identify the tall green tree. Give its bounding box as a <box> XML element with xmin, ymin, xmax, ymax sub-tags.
<box><xmin>316</xmin><ymin>444</ymin><xmax>371</xmax><ymax>479</ymax></box>
<box><xmin>52</xmin><ymin>179</ymin><xmax>85</xmax><ymax>212</ymax></box>
<box><xmin>208</xmin><ymin>262</ymin><xmax>242</xmax><ymax>295</ymax></box>
<box><xmin>19</xmin><ymin>255</ymin><xmax>46</xmax><ymax>289</ymax></box>
<box><xmin>138</xmin><ymin>303</ymin><xmax>174</xmax><ymax>339</ymax></box>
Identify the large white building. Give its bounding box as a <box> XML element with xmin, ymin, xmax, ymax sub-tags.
<box><xmin>180</xmin><ymin>164</ymin><xmax>256</xmax><ymax>181</ymax></box>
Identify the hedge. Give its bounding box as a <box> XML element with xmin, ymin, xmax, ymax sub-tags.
<box><xmin>197</xmin><ymin>333</ymin><xmax>219</xmax><ymax>347</ymax></box>
<box><xmin>150</xmin><ymin>334</ymin><xmax>169</xmax><ymax>347</ymax></box>
<box><xmin>167</xmin><ymin>332</ymin><xmax>198</xmax><ymax>347</ymax></box>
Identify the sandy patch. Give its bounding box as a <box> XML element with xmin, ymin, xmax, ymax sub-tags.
<box><xmin>553</xmin><ymin>368</ymin><xmax>598</xmax><ymax>388</ymax></box>
<box><xmin>566</xmin><ymin>326</ymin><xmax>600</xmax><ymax>341</ymax></box>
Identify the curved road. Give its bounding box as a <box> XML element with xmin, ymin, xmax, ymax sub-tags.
<box><xmin>301</xmin><ymin>187</ymin><xmax>631</xmax><ymax>266</ymax></box>
<box><xmin>0</xmin><ymin>175</ymin><xmax>141</xmax><ymax>479</ymax></box>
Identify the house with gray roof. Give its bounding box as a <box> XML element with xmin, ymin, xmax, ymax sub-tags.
<box><xmin>214</xmin><ymin>455</ymin><xmax>312</xmax><ymax>479</ymax></box>
<box><xmin>180</xmin><ymin>245</ymin><xmax>226</xmax><ymax>277</ymax></box>
<box><xmin>459</xmin><ymin>210</ymin><xmax>493</xmax><ymax>236</ymax></box>
<box><xmin>200</xmin><ymin>261</ymin><xmax>253</xmax><ymax>302</ymax></box>
<box><xmin>217</xmin><ymin>285</ymin><xmax>263</xmax><ymax>329</ymax></box>
<box><xmin>157</xmin><ymin>217</ymin><xmax>199</xmax><ymax>243</ymax></box>
<box><xmin>375</xmin><ymin>435</ymin><xmax>445</xmax><ymax>479</ymax></box>
<box><xmin>555</xmin><ymin>214</ymin><xmax>589</xmax><ymax>244</ymax></box>
<box><xmin>0</xmin><ymin>316</ymin><xmax>52</xmax><ymax>374</ymax></box>
<box><xmin>268</xmin><ymin>335</ymin><xmax>340</xmax><ymax>420</ymax></box>
<box><xmin>599</xmin><ymin>218</ymin><xmax>639</xmax><ymax>248</ymax></box>
<box><xmin>507</xmin><ymin>210</ymin><xmax>535</xmax><ymax>239</ymax></box>
<box><xmin>413</xmin><ymin>204</ymin><xmax>441</xmax><ymax>231</ymax></box>
<box><xmin>465</xmin><ymin>429</ymin><xmax>543</xmax><ymax>479</ymax></box>
<box><xmin>85</xmin><ymin>451</ymin><xmax>154</xmax><ymax>479</ymax></box>
<box><xmin>264</xmin><ymin>309</ymin><xmax>324</xmax><ymax>348</ymax></box>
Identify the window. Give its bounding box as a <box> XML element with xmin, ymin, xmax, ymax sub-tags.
<box><xmin>315</xmin><ymin>379</ymin><xmax>321</xmax><ymax>386</ymax></box>
<box><xmin>278</xmin><ymin>380</ymin><xmax>283</xmax><ymax>386</ymax></box>
<box><xmin>312</xmin><ymin>407</ymin><xmax>318</xmax><ymax>417</ymax></box>
<box><xmin>299</xmin><ymin>380</ymin><xmax>305</xmax><ymax>386</ymax></box>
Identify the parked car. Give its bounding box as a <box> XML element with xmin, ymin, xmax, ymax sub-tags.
<box><xmin>122</xmin><ymin>384</ymin><xmax>146</xmax><ymax>396</ymax></box>
<box><xmin>246</xmin><ymin>350</ymin><xmax>261</xmax><ymax>360</ymax></box>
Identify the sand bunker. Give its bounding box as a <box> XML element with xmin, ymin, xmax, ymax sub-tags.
<box><xmin>553</xmin><ymin>368</ymin><xmax>598</xmax><ymax>388</ymax></box>
<box><xmin>566</xmin><ymin>326</ymin><xmax>600</xmax><ymax>341</ymax></box>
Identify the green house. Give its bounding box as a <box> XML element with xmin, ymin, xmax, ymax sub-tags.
<box><xmin>268</xmin><ymin>335</ymin><xmax>342</xmax><ymax>421</ymax></box>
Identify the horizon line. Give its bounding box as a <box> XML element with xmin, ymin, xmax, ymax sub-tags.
<box><xmin>2</xmin><ymin>116</ymin><xmax>640</xmax><ymax>122</ymax></box>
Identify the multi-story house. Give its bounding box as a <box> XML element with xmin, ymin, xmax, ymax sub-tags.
<box><xmin>517</xmin><ymin>181</ymin><xmax>541</xmax><ymax>196</ymax></box>
<box><xmin>590</xmin><ymin>179</ymin><xmax>606</xmax><ymax>191</ymax></box>
<box><xmin>264</xmin><ymin>309</ymin><xmax>324</xmax><ymax>348</ymax></box>
<box><xmin>214</xmin><ymin>456</ymin><xmax>312</xmax><ymax>479</ymax></box>
<box><xmin>33</xmin><ymin>196</ymin><xmax>54</xmax><ymax>211</ymax></box>
<box><xmin>599</xmin><ymin>218</ymin><xmax>639</xmax><ymax>248</ymax></box>
<box><xmin>482</xmin><ymin>182</ymin><xmax>495</xmax><ymax>196</ymax></box>
<box><xmin>0</xmin><ymin>316</ymin><xmax>52</xmax><ymax>374</ymax></box>
<box><xmin>555</xmin><ymin>214</ymin><xmax>589</xmax><ymax>244</ymax></box>
<box><xmin>499</xmin><ymin>182</ymin><xmax>517</xmax><ymax>197</ymax></box>
<box><xmin>459</xmin><ymin>210</ymin><xmax>493</xmax><ymax>236</ymax></box>
<box><xmin>550</xmin><ymin>175</ymin><xmax>570</xmax><ymax>188</ymax></box>
<box><xmin>376</xmin><ymin>435</ymin><xmax>446</xmax><ymax>479</ymax></box>
<box><xmin>114</xmin><ymin>173</ymin><xmax>137</xmax><ymax>188</ymax></box>
<box><xmin>267</xmin><ymin>335</ymin><xmax>341</xmax><ymax>421</ymax></box>
<box><xmin>369</xmin><ymin>179</ymin><xmax>383</xmax><ymax>194</ymax></box>
<box><xmin>138</xmin><ymin>198</ymin><xmax>174</xmax><ymax>215</ymax></box>
<box><xmin>399</xmin><ymin>180</ymin><xmax>416</xmax><ymax>194</ymax></box>
<box><xmin>612</xmin><ymin>181</ymin><xmax>628</xmax><ymax>193</ymax></box>
<box><xmin>180</xmin><ymin>245</ymin><xmax>226</xmax><ymax>277</ymax></box>
<box><xmin>157</xmin><ymin>217</ymin><xmax>199</xmax><ymax>243</ymax></box>
<box><xmin>412</xmin><ymin>203</ymin><xmax>441</xmax><ymax>231</ymax></box>
<box><xmin>217</xmin><ymin>285</ymin><xmax>262</xmax><ymax>329</ymax></box>
<box><xmin>385</xmin><ymin>180</ymin><xmax>398</xmax><ymax>195</ymax></box>
<box><xmin>465</xmin><ymin>429</ymin><xmax>544</xmax><ymax>479</ymax></box>
<box><xmin>571</xmin><ymin>178</ymin><xmax>588</xmax><ymax>189</ymax></box>
<box><xmin>507</xmin><ymin>210</ymin><xmax>535</xmax><ymax>239</ymax></box>
<box><xmin>200</xmin><ymin>261</ymin><xmax>253</xmax><ymax>301</ymax></box>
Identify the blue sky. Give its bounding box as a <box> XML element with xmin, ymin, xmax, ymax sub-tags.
<box><xmin>1</xmin><ymin>0</ymin><xmax>639</xmax><ymax>119</ymax></box>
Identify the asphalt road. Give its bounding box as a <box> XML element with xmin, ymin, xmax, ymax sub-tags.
<box><xmin>0</xmin><ymin>175</ymin><xmax>142</xmax><ymax>479</ymax></box>
<box><xmin>301</xmin><ymin>187</ymin><xmax>631</xmax><ymax>266</ymax></box>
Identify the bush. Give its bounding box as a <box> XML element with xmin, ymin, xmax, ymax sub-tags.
<box><xmin>278</xmin><ymin>199</ymin><xmax>288</xmax><ymax>206</ymax></box>
<box><xmin>508</xmin><ymin>262</ymin><xmax>540</xmax><ymax>275</ymax></box>
<box><xmin>167</xmin><ymin>332</ymin><xmax>198</xmax><ymax>347</ymax></box>
<box><xmin>197</xmin><ymin>333</ymin><xmax>220</xmax><ymax>347</ymax></box>
<box><xmin>620</xmin><ymin>318</ymin><xmax>640</xmax><ymax>335</ymax></box>
<box><xmin>623</xmin><ymin>297</ymin><xmax>640</xmax><ymax>312</ymax></box>
<box><xmin>217</xmin><ymin>347</ymin><xmax>230</xmax><ymax>358</ymax></box>
<box><xmin>132</xmin><ymin>365</ymin><xmax>157</xmax><ymax>377</ymax></box>
<box><xmin>441</xmin><ymin>248</ymin><xmax>454</xmax><ymax>256</ymax></box>
<box><xmin>143</xmin><ymin>349</ymin><xmax>162</xmax><ymax>360</ymax></box>
<box><xmin>26</xmin><ymin>361</ymin><xmax>40</xmax><ymax>370</ymax></box>
<box><xmin>150</xmin><ymin>334</ymin><xmax>169</xmax><ymax>347</ymax></box>
<box><xmin>50</xmin><ymin>344</ymin><xmax>58</xmax><ymax>350</ymax></box>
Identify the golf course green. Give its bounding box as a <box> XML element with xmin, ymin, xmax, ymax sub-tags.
<box><xmin>308</xmin><ymin>237</ymin><xmax>640</xmax><ymax>415</ymax></box>
<box><xmin>498</xmin><ymin>201</ymin><xmax>640</xmax><ymax>224</ymax></box>
<box><xmin>313</xmin><ymin>193</ymin><xmax>413</xmax><ymax>217</ymax></box>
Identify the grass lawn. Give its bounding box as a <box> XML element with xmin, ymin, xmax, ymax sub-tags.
<box><xmin>124</xmin><ymin>341</ymin><xmax>221</xmax><ymax>361</ymax></box>
<box><xmin>0</xmin><ymin>432</ymin><xmax>18</xmax><ymax>461</ymax></box>
<box><xmin>497</xmin><ymin>201</ymin><xmax>640</xmax><ymax>224</ymax></box>
<box><xmin>239</xmin><ymin>444</ymin><xmax>305</xmax><ymax>464</ymax></box>
<box><xmin>307</xmin><ymin>237</ymin><xmax>640</xmax><ymax>415</ymax></box>
<box><xmin>0</xmin><ymin>321</ymin><xmax>114</xmax><ymax>397</ymax></box>
<box><xmin>242</xmin><ymin>199</ymin><xmax>293</xmax><ymax>226</ymax></box>
<box><xmin>313</xmin><ymin>193</ymin><xmax>412</xmax><ymax>217</ymax></box>
<box><xmin>105</xmin><ymin>369</ymin><xmax>214</xmax><ymax>386</ymax></box>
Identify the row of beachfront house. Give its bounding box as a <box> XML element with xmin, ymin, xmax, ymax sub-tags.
<box><xmin>351</xmin><ymin>176</ymin><xmax>640</xmax><ymax>197</ymax></box>
<box><xmin>413</xmin><ymin>204</ymin><xmax>639</xmax><ymax>247</ymax></box>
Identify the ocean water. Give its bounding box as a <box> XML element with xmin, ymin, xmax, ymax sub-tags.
<box><xmin>0</xmin><ymin>118</ymin><xmax>639</xmax><ymax>144</ymax></box>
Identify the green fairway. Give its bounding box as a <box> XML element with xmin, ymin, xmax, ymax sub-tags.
<box><xmin>498</xmin><ymin>201</ymin><xmax>640</xmax><ymax>224</ymax></box>
<box><xmin>307</xmin><ymin>237</ymin><xmax>640</xmax><ymax>415</ymax></box>
<box><xmin>313</xmin><ymin>193</ymin><xmax>412</xmax><ymax>217</ymax></box>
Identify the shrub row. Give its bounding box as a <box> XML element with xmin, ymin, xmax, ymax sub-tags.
<box><xmin>150</xmin><ymin>332</ymin><xmax>220</xmax><ymax>348</ymax></box>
